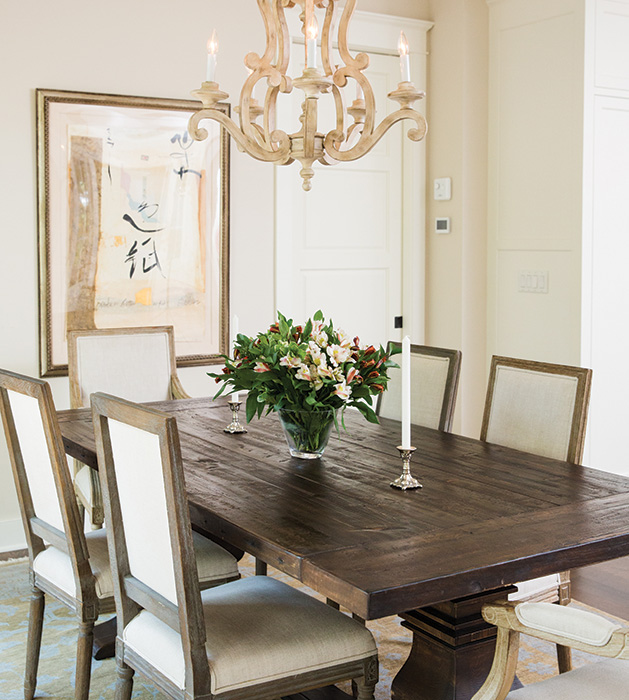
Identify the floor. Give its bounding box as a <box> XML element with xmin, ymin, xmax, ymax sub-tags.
<box><xmin>571</xmin><ymin>556</ymin><xmax>629</xmax><ymax>620</ymax></box>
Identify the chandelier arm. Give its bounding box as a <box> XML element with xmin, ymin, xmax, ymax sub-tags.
<box><xmin>255</xmin><ymin>0</ymin><xmax>280</xmax><ymax>66</ymax></box>
<box><xmin>320</xmin><ymin>1</ymin><xmax>335</xmax><ymax>77</ymax></box>
<box><xmin>329</xmin><ymin>83</ymin><xmax>346</xmax><ymax>147</ymax></box>
<box><xmin>264</xmin><ymin>85</ymin><xmax>279</xmax><ymax>143</ymax></box>
<box><xmin>332</xmin><ymin>66</ymin><xmax>376</xmax><ymax>135</ymax></box>
<box><xmin>274</xmin><ymin>0</ymin><xmax>291</xmax><ymax>75</ymax></box>
<box><xmin>336</xmin><ymin>0</ymin><xmax>369</xmax><ymax>71</ymax></box>
<box><xmin>323</xmin><ymin>108</ymin><xmax>427</xmax><ymax>162</ymax></box>
<box><xmin>189</xmin><ymin>110</ymin><xmax>291</xmax><ymax>164</ymax></box>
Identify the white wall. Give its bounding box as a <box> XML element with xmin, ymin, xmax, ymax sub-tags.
<box><xmin>0</xmin><ymin>0</ymin><xmax>428</xmax><ymax>551</ymax></box>
<box><xmin>487</xmin><ymin>0</ymin><xmax>585</xmax><ymax>370</ymax></box>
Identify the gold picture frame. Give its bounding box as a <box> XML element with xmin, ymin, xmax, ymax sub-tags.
<box><xmin>37</xmin><ymin>88</ymin><xmax>230</xmax><ymax>377</ymax></box>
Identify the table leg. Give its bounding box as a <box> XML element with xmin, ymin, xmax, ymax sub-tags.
<box><xmin>392</xmin><ymin>586</ymin><xmax>516</xmax><ymax>700</ymax></box>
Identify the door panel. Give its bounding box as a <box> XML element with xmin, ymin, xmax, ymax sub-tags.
<box><xmin>276</xmin><ymin>51</ymin><xmax>403</xmax><ymax>348</ymax></box>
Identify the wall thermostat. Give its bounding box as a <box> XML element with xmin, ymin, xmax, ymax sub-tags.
<box><xmin>435</xmin><ymin>217</ymin><xmax>451</xmax><ymax>234</ymax></box>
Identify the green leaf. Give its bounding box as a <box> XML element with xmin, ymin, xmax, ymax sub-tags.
<box><xmin>246</xmin><ymin>392</ymin><xmax>258</xmax><ymax>423</ymax></box>
<box><xmin>313</xmin><ymin>309</ymin><xmax>324</xmax><ymax>321</ymax></box>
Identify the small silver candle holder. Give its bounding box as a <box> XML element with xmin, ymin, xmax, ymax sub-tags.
<box><xmin>224</xmin><ymin>400</ymin><xmax>247</xmax><ymax>434</ymax></box>
<box><xmin>390</xmin><ymin>446</ymin><xmax>422</xmax><ymax>490</ymax></box>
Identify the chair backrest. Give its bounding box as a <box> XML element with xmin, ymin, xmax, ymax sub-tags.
<box><xmin>91</xmin><ymin>392</ymin><xmax>210</xmax><ymax>693</ymax></box>
<box><xmin>377</xmin><ymin>342</ymin><xmax>462</xmax><ymax>431</ymax></box>
<box><xmin>68</xmin><ymin>326</ymin><xmax>178</xmax><ymax>409</ymax></box>
<box><xmin>0</xmin><ymin>369</ymin><xmax>90</xmax><ymax>585</ymax></box>
<box><xmin>480</xmin><ymin>356</ymin><xmax>592</xmax><ymax>463</ymax></box>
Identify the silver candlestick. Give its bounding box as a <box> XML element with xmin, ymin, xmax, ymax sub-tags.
<box><xmin>224</xmin><ymin>400</ymin><xmax>247</xmax><ymax>434</ymax></box>
<box><xmin>390</xmin><ymin>446</ymin><xmax>422</xmax><ymax>490</ymax></box>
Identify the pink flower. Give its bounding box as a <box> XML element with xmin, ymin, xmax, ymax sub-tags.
<box><xmin>347</xmin><ymin>367</ymin><xmax>358</xmax><ymax>383</ymax></box>
<box><xmin>254</xmin><ymin>362</ymin><xmax>271</xmax><ymax>373</ymax></box>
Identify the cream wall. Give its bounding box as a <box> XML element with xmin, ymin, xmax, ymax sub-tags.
<box><xmin>0</xmin><ymin>0</ymin><xmax>431</xmax><ymax>550</ymax></box>
<box><xmin>425</xmin><ymin>0</ymin><xmax>489</xmax><ymax>436</ymax></box>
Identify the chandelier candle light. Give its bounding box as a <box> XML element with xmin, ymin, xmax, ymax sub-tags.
<box><xmin>189</xmin><ymin>0</ymin><xmax>428</xmax><ymax>191</ymax></box>
<box><xmin>391</xmin><ymin>336</ymin><xmax>422</xmax><ymax>490</ymax></box>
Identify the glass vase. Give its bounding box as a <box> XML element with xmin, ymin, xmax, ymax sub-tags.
<box><xmin>276</xmin><ymin>407</ymin><xmax>338</xmax><ymax>459</ymax></box>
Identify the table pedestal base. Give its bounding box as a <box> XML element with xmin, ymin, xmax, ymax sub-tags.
<box><xmin>392</xmin><ymin>586</ymin><xmax>517</xmax><ymax>700</ymax></box>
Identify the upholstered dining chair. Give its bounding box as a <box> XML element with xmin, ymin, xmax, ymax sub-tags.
<box><xmin>376</xmin><ymin>342</ymin><xmax>462</xmax><ymax>431</ymax></box>
<box><xmin>471</xmin><ymin>600</ymin><xmax>629</xmax><ymax>699</ymax></box>
<box><xmin>91</xmin><ymin>392</ymin><xmax>379</xmax><ymax>700</ymax></box>
<box><xmin>67</xmin><ymin>325</ymin><xmax>189</xmax><ymax>528</ymax></box>
<box><xmin>0</xmin><ymin>369</ymin><xmax>239</xmax><ymax>700</ymax></box>
<box><xmin>480</xmin><ymin>355</ymin><xmax>593</xmax><ymax>672</ymax></box>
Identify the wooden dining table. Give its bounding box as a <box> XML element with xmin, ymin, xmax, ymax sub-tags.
<box><xmin>57</xmin><ymin>396</ymin><xmax>629</xmax><ymax>700</ymax></box>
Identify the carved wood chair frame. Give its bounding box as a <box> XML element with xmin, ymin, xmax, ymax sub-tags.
<box><xmin>480</xmin><ymin>355</ymin><xmax>593</xmax><ymax>673</ymax></box>
<box><xmin>92</xmin><ymin>392</ymin><xmax>378</xmax><ymax>700</ymax></box>
<box><xmin>0</xmin><ymin>369</ymin><xmax>115</xmax><ymax>700</ymax></box>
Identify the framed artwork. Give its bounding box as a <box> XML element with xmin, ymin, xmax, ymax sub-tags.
<box><xmin>37</xmin><ymin>88</ymin><xmax>230</xmax><ymax>377</ymax></box>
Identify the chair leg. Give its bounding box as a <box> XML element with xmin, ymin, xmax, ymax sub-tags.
<box><xmin>114</xmin><ymin>660</ymin><xmax>135</xmax><ymax>700</ymax></box>
<box><xmin>353</xmin><ymin>677</ymin><xmax>376</xmax><ymax>700</ymax></box>
<box><xmin>255</xmin><ymin>558</ymin><xmax>267</xmax><ymax>576</ymax></box>
<box><xmin>75</xmin><ymin>621</ymin><xmax>94</xmax><ymax>700</ymax></box>
<box><xmin>24</xmin><ymin>587</ymin><xmax>45</xmax><ymax>700</ymax></box>
<box><xmin>557</xmin><ymin>644</ymin><xmax>572</xmax><ymax>673</ymax></box>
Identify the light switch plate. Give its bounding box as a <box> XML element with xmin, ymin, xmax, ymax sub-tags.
<box><xmin>434</xmin><ymin>177</ymin><xmax>452</xmax><ymax>201</ymax></box>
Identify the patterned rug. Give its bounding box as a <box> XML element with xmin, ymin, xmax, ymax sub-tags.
<box><xmin>0</xmin><ymin>555</ymin><xmax>623</xmax><ymax>699</ymax></box>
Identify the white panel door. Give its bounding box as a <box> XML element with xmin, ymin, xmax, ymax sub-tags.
<box><xmin>587</xmin><ymin>96</ymin><xmax>629</xmax><ymax>475</ymax></box>
<box><xmin>275</xmin><ymin>51</ymin><xmax>404</xmax><ymax>348</ymax></box>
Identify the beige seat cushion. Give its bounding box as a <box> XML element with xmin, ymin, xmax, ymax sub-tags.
<box><xmin>123</xmin><ymin>575</ymin><xmax>377</xmax><ymax>693</ymax></box>
<box><xmin>507</xmin><ymin>658</ymin><xmax>629</xmax><ymax>698</ymax></box>
<box><xmin>192</xmin><ymin>531</ymin><xmax>239</xmax><ymax>586</ymax></box>
<box><xmin>33</xmin><ymin>530</ymin><xmax>237</xmax><ymax>601</ymax></box>
<box><xmin>33</xmin><ymin>529</ymin><xmax>113</xmax><ymax>599</ymax></box>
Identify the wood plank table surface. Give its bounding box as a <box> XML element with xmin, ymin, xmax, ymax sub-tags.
<box><xmin>57</xmin><ymin>397</ymin><xmax>629</xmax><ymax>700</ymax></box>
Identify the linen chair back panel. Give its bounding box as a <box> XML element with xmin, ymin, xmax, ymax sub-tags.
<box><xmin>7</xmin><ymin>389</ymin><xmax>65</xmax><ymax>533</ymax></box>
<box><xmin>484</xmin><ymin>366</ymin><xmax>579</xmax><ymax>461</ymax></box>
<box><xmin>107</xmin><ymin>418</ymin><xmax>177</xmax><ymax>605</ymax></box>
<box><xmin>377</xmin><ymin>343</ymin><xmax>461</xmax><ymax>432</ymax></box>
<box><xmin>381</xmin><ymin>354</ymin><xmax>449</xmax><ymax>429</ymax></box>
<box><xmin>73</xmin><ymin>333</ymin><xmax>173</xmax><ymax>408</ymax></box>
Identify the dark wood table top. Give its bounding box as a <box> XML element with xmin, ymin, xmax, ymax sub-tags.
<box><xmin>58</xmin><ymin>397</ymin><xmax>629</xmax><ymax>620</ymax></box>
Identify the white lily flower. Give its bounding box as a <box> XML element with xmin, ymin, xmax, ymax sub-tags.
<box><xmin>334</xmin><ymin>381</ymin><xmax>352</xmax><ymax>401</ymax></box>
<box><xmin>280</xmin><ymin>354</ymin><xmax>302</xmax><ymax>368</ymax></box>
<box><xmin>337</xmin><ymin>328</ymin><xmax>352</xmax><ymax>348</ymax></box>
<box><xmin>312</xmin><ymin>321</ymin><xmax>328</xmax><ymax>348</ymax></box>
<box><xmin>327</xmin><ymin>344</ymin><xmax>352</xmax><ymax>366</ymax></box>
<box><xmin>295</xmin><ymin>364</ymin><xmax>312</xmax><ymax>382</ymax></box>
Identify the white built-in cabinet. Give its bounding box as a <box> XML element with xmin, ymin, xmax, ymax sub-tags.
<box><xmin>487</xmin><ymin>0</ymin><xmax>629</xmax><ymax>475</ymax></box>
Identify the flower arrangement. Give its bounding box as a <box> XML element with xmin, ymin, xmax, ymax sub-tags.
<box><xmin>209</xmin><ymin>311</ymin><xmax>398</xmax><ymax>455</ymax></box>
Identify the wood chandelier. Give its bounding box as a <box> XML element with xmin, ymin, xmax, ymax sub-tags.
<box><xmin>189</xmin><ymin>0</ymin><xmax>428</xmax><ymax>191</ymax></box>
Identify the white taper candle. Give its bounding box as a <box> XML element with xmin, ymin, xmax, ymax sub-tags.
<box><xmin>232</xmin><ymin>314</ymin><xmax>239</xmax><ymax>403</ymax></box>
<box><xmin>401</xmin><ymin>335</ymin><xmax>411</xmax><ymax>449</ymax></box>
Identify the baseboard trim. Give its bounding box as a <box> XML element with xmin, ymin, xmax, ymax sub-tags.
<box><xmin>0</xmin><ymin>519</ymin><xmax>26</xmax><ymax>553</ymax></box>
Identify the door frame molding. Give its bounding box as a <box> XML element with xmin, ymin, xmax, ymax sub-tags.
<box><xmin>274</xmin><ymin>10</ymin><xmax>433</xmax><ymax>342</ymax></box>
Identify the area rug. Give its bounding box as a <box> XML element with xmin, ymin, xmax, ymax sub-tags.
<box><xmin>0</xmin><ymin>556</ymin><xmax>623</xmax><ymax>699</ymax></box>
